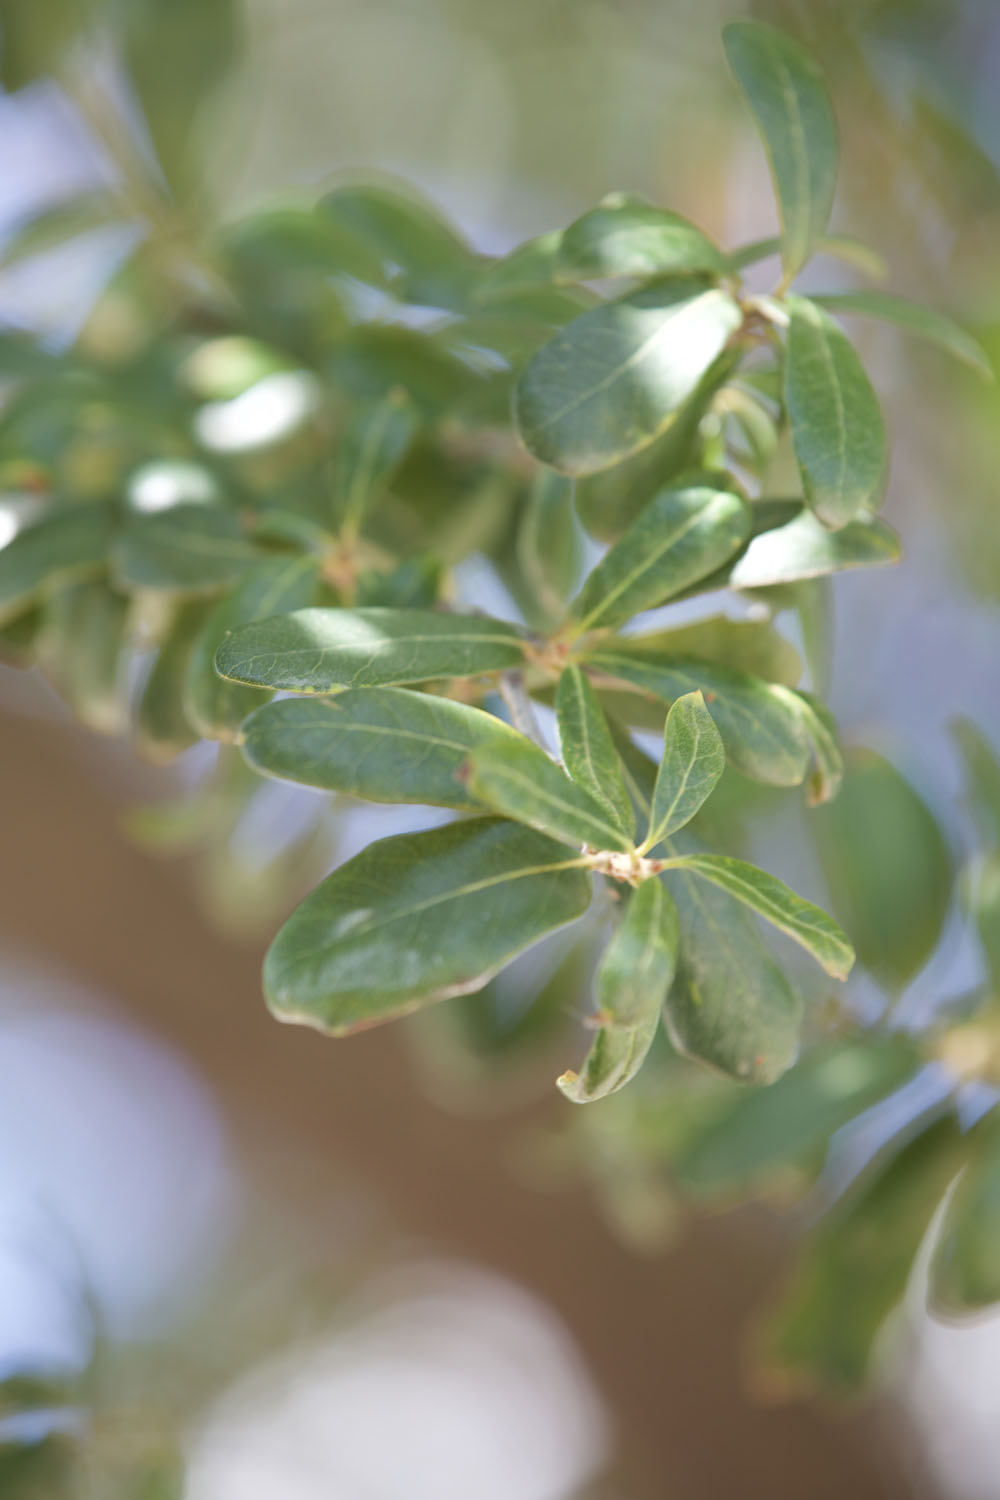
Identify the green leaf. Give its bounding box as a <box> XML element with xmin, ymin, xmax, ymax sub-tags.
<box><xmin>932</xmin><ymin>1111</ymin><xmax>1000</xmax><ymax>1311</ymax></box>
<box><xmin>584</xmin><ymin>647</ymin><xmax>810</xmax><ymax>786</ymax></box>
<box><xmin>557</xmin><ymin>203</ymin><xmax>726</xmax><ymax>282</ymax></box>
<box><xmin>623</xmin><ymin>614</ymin><xmax>802</xmax><ymax>688</ymax></box>
<box><xmin>321</xmin><ymin>180</ymin><xmax>476</xmax><ymax>308</ymax></box>
<box><xmin>723</xmin><ymin>21</ymin><xmax>838</xmax><ymax>279</ymax></box>
<box><xmin>39</xmin><ymin>579</ymin><xmax>131</xmax><ymax>735</ymax></box>
<box><xmin>517</xmin><ymin>470</ymin><xmax>582</xmax><ymax>627</ymax></box>
<box><xmin>135</xmin><ymin>600</ymin><xmax>212</xmax><ymax>762</ymax></box>
<box><xmin>514</xmin><ymin>279</ymin><xmax>743</xmax><ymax>476</ymax></box>
<box><xmin>241</xmin><ymin>688</ymin><xmax>517</xmax><ymax>810</ymax></box>
<box><xmin>781</xmin><ymin>688</ymin><xmax>843</xmax><ymax>805</ymax></box>
<box><xmin>0</xmin><ymin>603</ymin><xmax>42</xmax><ymax>667</ymax></box>
<box><xmin>185</xmin><ymin>555</ymin><xmax>320</xmax><ymax>741</ymax></box>
<box><xmin>336</xmin><ymin>389</ymin><xmax>419</xmax><ymax>535</ymax></box>
<box><xmin>667</xmin><ymin>852</ymin><xmax>853</xmax><ymax>978</ymax></box>
<box><xmin>643</xmin><ymin>691</ymin><xmax>725</xmax><ymax>849</ymax></box>
<box><xmin>0</xmin><ymin>502</ymin><xmax>116</xmax><ymax>625</ymax></box>
<box><xmin>113</xmin><ymin>504</ymin><xmax>260</xmax><ymax>594</ymax></box>
<box><xmin>216</xmin><ymin>607</ymin><xmax>528</xmax><ymax>692</ymax></box>
<box><xmin>0</xmin><ymin>191</ymin><xmax>127</xmax><ymax>268</ymax></box>
<box><xmin>558</xmin><ymin>879</ymin><xmax>678</xmax><ymax>1102</ymax></box>
<box><xmin>812</xmin><ymin>291</ymin><xmax>993</xmax><ymax>380</ymax></box>
<box><xmin>663</xmin><ymin>866</ymin><xmax>802</xmax><ymax>1083</ymax></box>
<box><xmin>263</xmin><ymin>818</ymin><xmax>592</xmax><ymax>1033</ymax></box>
<box><xmin>475</xmin><ymin>231</ymin><xmax>564</xmax><ymax>304</ymax></box>
<box><xmin>953</xmin><ymin>718</ymin><xmax>1000</xmax><ymax>846</ymax></box>
<box><xmin>725</xmin><ymin>509</ymin><xmax>900</xmax><ymax>589</ymax></box>
<box><xmin>466</xmin><ymin>735</ymin><xmax>633</xmax><ymax>853</ymax></box>
<box><xmin>811</xmin><ymin>748</ymin><xmax>953</xmax><ymax>991</ymax></box>
<box><xmin>569</xmin><ymin>483</ymin><xmax>750</xmax><ymax>631</ymax></box>
<box><xmin>785</xmin><ymin>296</ymin><xmax>887</xmax><ymax>529</ymax></box>
<box><xmin>677</xmin><ymin>1035</ymin><xmax>921</xmax><ymax>1197</ymax></box>
<box><xmin>763</xmin><ymin>1115</ymin><xmax>965</xmax><ymax>1394</ymax></box>
<box><xmin>555</xmin><ymin>666</ymin><xmax>635</xmax><ymax>841</ymax></box>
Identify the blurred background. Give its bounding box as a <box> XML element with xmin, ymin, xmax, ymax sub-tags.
<box><xmin>2</xmin><ymin>0</ymin><xmax>1000</xmax><ymax>1495</ymax></box>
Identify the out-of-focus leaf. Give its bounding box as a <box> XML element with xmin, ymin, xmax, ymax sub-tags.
<box><xmin>584</xmin><ymin>646</ymin><xmax>810</xmax><ymax>786</ymax></box>
<box><xmin>785</xmin><ymin>296</ymin><xmax>887</xmax><ymax>529</ymax></box>
<box><xmin>336</xmin><ymin>389</ymin><xmax>418</xmax><ymax>536</ymax></box>
<box><xmin>320</xmin><ymin>180</ymin><xmax>477</xmax><ymax>308</ymax></box>
<box><xmin>811</xmin><ymin>748</ymin><xmax>953</xmax><ymax>992</ymax></box>
<box><xmin>121</xmin><ymin>0</ymin><xmax>241</xmax><ymax>199</ymax></box>
<box><xmin>668</xmin><ymin>853</ymin><xmax>853</xmax><ymax>978</ymax></box>
<box><xmin>663</xmin><ymin>866</ymin><xmax>802</xmax><ymax>1083</ymax></box>
<box><xmin>475</xmin><ymin>231</ymin><xmax>564</xmax><ymax>304</ymax></box>
<box><xmin>782</xmin><ymin>688</ymin><xmax>843</xmax><ymax>805</ymax></box>
<box><xmin>242</xmin><ymin>687</ymin><xmax>516</xmax><ymax>810</ymax></box>
<box><xmin>557</xmin><ymin>203</ymin><xmax>726</xmax><ymax>282</ymax></box>
<box><xmin>517</xmin><ymin>470</ymin><xmax>582</xmax><ymax>627</ymax></box>
<box><xmin>135</xmin><ymin>599</ymin><xmax>212</xmax><ymax>761</ymax></box>
<box><xmin>933</xmin><ymin>1109</ymin><xmax>1000</xmax><ymax>1312</ymax></box>
<box><xmin>559</xmin><ymin>879</ymin><xmax>678</xmax><ymax>1102</ymax></box>
<box><xmin>40</xmin><ymin>579</ymin><xmax>130</xmax><ymax>735</ymax></box>
<box><xmin>0</xmin><ymin>503</ymin><xmax>116</xmax><ymax>625</ymax></box>
<box><xmin>952</xmin><ymin>718</ymin><xmax>1000</xmax><ymax>847</ymax></box>
<box><xmin>0</xmin><ymin>193</ymin><xmax>127</xmax><ymax>268</ymax></box>
<box><xmin>677</xmin><ymin>1034</ymin><xmax>922</xmax><ymax>1197</ymax></box>
<box><xmin>556</xmin><ymin>665</ymin><xmax>634</xmax><ymax>841</ymax></box>
<box><xmin>644</xmin><ymin>692</ymin><xmax>725</xmax><ymax>848</ymax></box>
<box><xmin>185</xmin><ymin>555</ymin><xmax>320</xmax><ymax>741</ymax></box>
<box><xmin>113</xmin><ymin>504</ymin><xmax>259</xmax><ymax>594</ymax></box>
<box><xmin>0</xmin><ymin>0</ymin><xmax>80</xmax><ymax>90</ymax></box>
<box><xmin>263</xmin><ymin>818</ymin><xmax>592</xmax><ymax>1033</ymax></box>
<box><xmin>569</xmin><ymin>483</ymin><xmax>750</xmax><ymax>631</ymax></box>
<box><xmin>622</xmin><ymin>615</ymin><xmax>802</xmax><ymax>688</ymax></box>
<box><xmin>723</xmin><ymin>21</ymin><xmax>838</xmax><ymax>279</ymax></box>
<box><xmin>762</xmin><ymin>1115</ymin><xmax>965</xmax><ymax>1395</ymax></box>
<box><xmin>466</xmin><ymin>735</ymin><xmax>633</xmax><ymax>853</ymax></box>
<box><xmin>0</xmin><ymin>603</ymin><xmax>42</xmax><ymax>667</ymax></box>
<box><xmin>514</xmin><ymin>279</ymin><xmax>742</xmax><ymax>475</ymax></box>
<box><xmin>963</xmin><ymin>853</ymin><xmax>1000</xmax><ymax>991</ymax></box>
<box><xmin>812</xmin><ymin>291</ymin><xmax>993</xmax><ymax>380</ymax></box>
<box><xmin>216</xmin><ymin>606</ymin><xmax>527</xmax><ymax>691</ymax></box>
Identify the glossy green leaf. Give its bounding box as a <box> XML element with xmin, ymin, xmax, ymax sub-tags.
<box><xmin>558</xmin><ymin>879</ymin><xmax>678</xmax><ymax>1102</ymax></box>
<box><xmin>764</xmin><ymin>1116</ymin><xmax>965</xmax><ymax>1394</ymax></box>
<box><xmin>573</xmin><ymin>351</ymin><xmax>741</xmax><ymax>541</ymax></box>
<box><xmin>514</xmin><ymin>279</ymin><xmax>742</xmax><ymax>475</ymax></box>
<box><xmin>321</xmin><ymin>180</ymin><xmax>476</xmax><ymax>308</ymax></box>
<box><xmin>517</xmin><ymin>470</ymin><xmax>582</xmax><ymax>626</ymax></box>
<box><xmin>570</xmin><ymin>483</ymin><xmax>750</xmax><ymax>631</ymax></box>
<box><xmin>556</xmin><ymin>665</ymin><xmax>634</xmax><ymax>841</ymax></box>
<box><xmin>557</xmin><ymin>203</ymin><xmax>726</xmax><ymax>282</ymax></box>
<box><xmin>135</xmin><ymin>600</ymin><xmax>212</xmax><ymax>761</ymax></box>
<box><xmin>113</xmin><ymin>504</ymin><xmax>259</xmax><ymax>594</ymax></box>
<box><xmin>723</xmin><ymin>21</ymin><xmax>838</xmax><ymax>279</ymax></box>
<box><xmin>185</xmin><ymin>555</ymin><xmax>320</xmax><ymax>741</ymax></box>
<box><xmin>40</xmin><ymin>580</ymin><xmax>130</xmax><ymax>735</ymax></box>
<box><xmin>216</xmin><ymin>607</ymin><xmax>527</xmax><ymax>692</ymax></box>
<box><xmin>667</xmin><ymin>852</ymin><xmax>853</xmax><ymax>978</ymax></box>
<box><xmin>336</xmin><ymin>389</ymin><xmax>419</xmax><ymax>535</ymax></box>
<box><xmin>241</xmin><ymin>688</ymin><xmax>517</xmax><ymax>810</ymax></box>
<box><xmin>812</xmin><ymin>291</ymin><xmax>993</xmax><ymax>380</ymax></box>
<box><xmin>643</xmin><ymin>692</ymin><xmax>725</xmax><ymax>849</ymax></box>
<box><xmin>933</xmin><ymin>1111</ymin><xmax>1000</xmax><ymax>1311</ymax></box>
<box><xmin>0</xmin><ymin>502</ymin><xmax>116</xmax><ymax>625</ymax></box>
<box><xmin>584</xmin><ymin>646</ymin><xmax>810</xmax><ymax>786</ymax></box>
<box><xmin>663</xmin><ymin>866</ymin><xmax>802</xmax><ymax>1083</ymax></box>
<box><xmin>475</xmin><ymin>231</ymin><xmax>564</xmax><ymax>304</ymax></box>
<box><xmin>625</xmin><ymin>615</ymin><xmax>802</xmax><ymax>688</ymax></box>
<box><xmin>811</xmin><ymin>748</ymin><xmax>953</xmax><ymax>991</ymax></box>
<box><xmin>263</xmin><ymin>818</ymin><xmax>592</xmax><ymax>1033</ymax></box>
<box><xmin>725</xmin><ymin>509</ymin><xmax>900</xmax><ymax>590</ymax></box>
<box><xmin>466</xmin><ymin>735</ymin><xmax>633</xmax><ymax>853</ymax></box>
<box><xmin>677</xmin><ymin>1034</ymin><xmax>921</xmax><ymax>1196</ymax></box>
<box><xmin>785</xmin><ymin>296</ymin><xmax>887</xmax><ymax>528</ymax></box>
